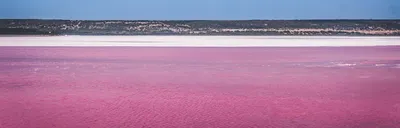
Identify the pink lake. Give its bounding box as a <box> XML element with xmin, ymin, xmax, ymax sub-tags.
<box><xmin>0</xmin><ymin>47</ymin><xmax>399</xmax><ymax>128</ymax></box>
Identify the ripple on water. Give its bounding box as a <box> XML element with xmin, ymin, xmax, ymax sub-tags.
<box><xmin>290</xmin><ymin>60</ymin><xmax>400</xmax><ymax>69</ymax></box>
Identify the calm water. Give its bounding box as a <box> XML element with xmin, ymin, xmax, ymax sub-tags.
<box><xmin>1</xmin><ymin>47</ymin><xmax>400</xmax><ymax>128</ymax></box>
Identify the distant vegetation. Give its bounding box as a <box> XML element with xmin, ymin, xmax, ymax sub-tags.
<box><xmin>0</xmin><ymin>19</ymin><xmax>399</xmax><ymax>36</ymax></box>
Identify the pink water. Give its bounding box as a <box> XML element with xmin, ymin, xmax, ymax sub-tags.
<box><xmin>0</xmin><ymin>47</ymin><xmax>399</xmax><ymax>128</ymax></box>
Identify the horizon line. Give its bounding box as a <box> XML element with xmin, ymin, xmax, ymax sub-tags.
<box><xmin>1</xmin><ymin>18</ymin><xmax>400</xmax><ymax>21</ymax></box>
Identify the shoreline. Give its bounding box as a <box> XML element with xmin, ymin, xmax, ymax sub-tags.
<box><xmin>1</xmin><ymin>34</ymin><xmax>400</xmax><ymax>37</ymax></box>
<box><xmin>1</xmin><ymin>36</ymin><xmax>400</xmax><ymax>47</ymax></box>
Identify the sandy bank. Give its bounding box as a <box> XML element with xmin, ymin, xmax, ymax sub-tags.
<box><xmin>1</xmin><ymin>36</ymin><xmax>400</xmax><ymax>47</ymax></box>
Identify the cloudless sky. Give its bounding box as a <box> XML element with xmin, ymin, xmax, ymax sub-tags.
<box><xmin>0</xmin><ymin>0</ymin><xmax>399</xmax><ymax>20</ymax></box>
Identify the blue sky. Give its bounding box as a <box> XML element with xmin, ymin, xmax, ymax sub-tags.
<box><xmin>0</xmin><ymin>0</ymin><xmax>399</xmax><ymax>20</ymax></box>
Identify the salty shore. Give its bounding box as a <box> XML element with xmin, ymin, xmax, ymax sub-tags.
<box><xmin>1</xmin><ymin>36</ymin><xmax>400</xmax><ymax>47</ymax></box>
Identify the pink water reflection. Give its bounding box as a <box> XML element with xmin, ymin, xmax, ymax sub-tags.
<box><xmin>0</xmin><ymin>47</ymin><xmax>399</xmax><ymax>128</ymax></box>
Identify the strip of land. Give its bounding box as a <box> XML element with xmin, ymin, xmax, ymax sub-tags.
<box><xmin>1</xmin><ymin>19</ymin><xmax>399</xmax><ymax>36</ymax></box>
<box><xmin>1</xmin><ymin>36</ymin><xmax>400</xmax><ymax>47</ymax></box>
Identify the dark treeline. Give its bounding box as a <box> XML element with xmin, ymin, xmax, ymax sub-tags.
<box><xmin>1</xmin><ymin>19</ymin><xmax>399</xmax><ymax>36</ymax></box>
